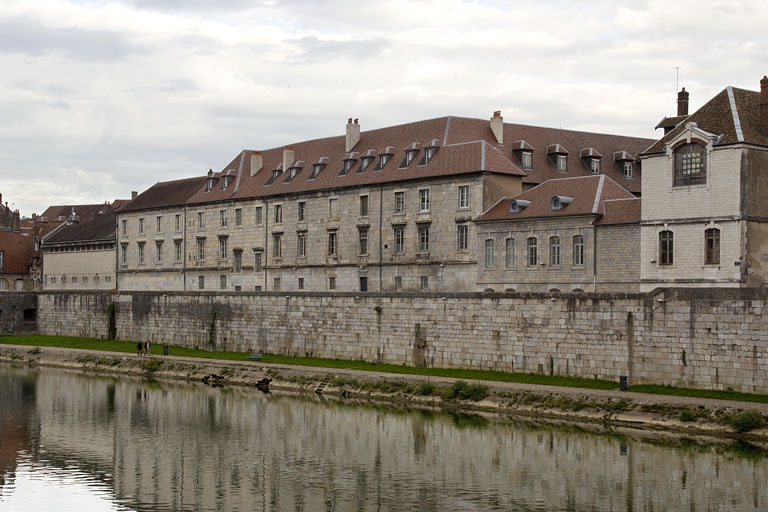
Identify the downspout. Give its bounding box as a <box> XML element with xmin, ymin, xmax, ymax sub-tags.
<box><xmin>264</xmin><ymin>199</ymin><xmax>269</xmax><ymax>291</ymax></box>
<box><xmin>378</xmin><ymin>183</ymin><xmax>383</xmax><ymax>290</ymax></box>
<box><xmin>592</xmin><ymin>221</ymin><xmax>597</xmax><ymax>292</ymax></box>
<box><xmin>113</xmin><ymin>215</ymin><xmax>118</xmax><ymax>291</ymax></box>
<box><xmin>182</xmin><ymin>205</ymin><xmax>187</xmax><ymax>291</ymax></box>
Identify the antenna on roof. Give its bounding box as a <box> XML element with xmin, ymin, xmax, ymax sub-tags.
<box><xmin>675</xmin><ymin>66</ymin><xmax>679</xmax><ymax>94</ymax></box>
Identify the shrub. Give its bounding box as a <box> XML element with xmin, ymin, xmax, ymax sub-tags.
<box><xmin>723</xmin><ymin>410</ymin><xmax>766</xmax><ymax>433</ymax></box>
<box><xmin>415</xmin><ymin>382</ymin><xmax>437</xmax><ymax>396</ymax></box>
<box><xmin>679</xmin><ymin>409</ymin><xmax>698</xmax><ymax>422</ymax></box>
<box><xmin>27</xmin><ymin>346</ymin><xmax>42</xmax><ymax>355</ymax></box>
<box><xmin>443</xmin><ymin>380</ymin><xmax>490</xmax><ymax>401</ymax></box>
<box><xmin>142</xmin><ymin>358</ymin><xmax>163</xmax><ymax>373</ymax></box>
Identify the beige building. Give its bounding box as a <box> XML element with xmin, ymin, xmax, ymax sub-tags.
<box><xmin>639</xmin><ymin>78</ymin><xmax>768</xmax><ymax>291</ymax></box>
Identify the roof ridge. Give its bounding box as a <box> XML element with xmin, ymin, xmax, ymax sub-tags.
<box><xmin>592</xmin><ymin>175</ymin><xmax>606</xmax><ymax>214</ymax></box>
<box><xmin>726</xmin><ymin>86</ymin><xmax>745</xmax><ymax>143</ymax></box>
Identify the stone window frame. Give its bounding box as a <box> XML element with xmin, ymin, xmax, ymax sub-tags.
<box><xmin>174</xmin><ymin>240</ymin><xmax>182</xmax><ymax>262</ymax></box>
<box><xmin>138</xmin><ymin>242</ymin><xmax>145</xmax><ymax>265</ymax></box>
<box><xmin>272</xmin><ymin>233</ymin><xmax>282</xmax><ymax>259</ymax></box>
<box><xmin>156</xmin><ymin>215</ymin><xmax>163</xmax><ymax>233</ymax></box>
<box><xmin>505</xmin><ymin>238</ymin><xmax>515</xmax><ymax>268</ymax></box>
<box><xmin>458</xmin><ymin>184</ymin><xmax>470</xmax><ymax>210</ymax></box>
<box><xmin>359</xmin><ymin>228</ymin><xmax>368</xmax><ymax>256</ymax></box>
<box><xmin>549</xmin><ymin>236</ymin><xmax>561</xmax><ymax>266</ymax></box>
<box><xmin>420</xmin><ymin>275</ymin><xmax>429</xmax><ymax>290</ymax></box>
<box><xmin>235</xmin><ymin>208</ymin><xmax>242</xmax><ymax>226</ymax></box>
<box><xmin>297</xmin><ymin>201</ymin><xmax>306</xmax><ymax>222</ymax></box>
<box><xmin>394</xmin><ymin>276</ymin><xmax>402</xmax><ymax>290</ymax></box>
<box><xmin>233</xmin><ymin>250</ymin><xmax>242</xmax><ymax>273</ymax></box>
<box><xmin>394</xmin><ymin>190</ymin><xmax>406</xmax><ymax>214</ymax></box>
<box><xmin>418</xmin><ymin>188</ymin><xmax>430</xmax><ymax>213</ymax></box>
<box><xmin>253</xmin><ymin>250</ymin><xmax>262</xmax><ymax>273</ymax></box>
<box><xmin>484</xmin><ymin>238</ymin><xmax>494</xmax><ymax>268</ymax></box>
<box><xmin>155</xmin><ymin>241</ymin><xmax>163</xmax><ymax>264</ymax></box>
<box><xmin>360</xmin><ymin>195</ymin><xmax>369</xmax><ymax>217</ymax></box>
<box><xmin>175</xmin><ymin>214</ymin><xmax>182</xmax><ymax>232</ymax></box>
<box><xmin>198</xmin><ymin>276</ymin><xmax>205</xmax><ymax>290</ymax></box>
<box><xmin>138</xmin><ymin>217</ymin><xmax>145</xmax><ymax>235</ymax></box>
<box><xmin>219</xmin><ymin>209</ymin><xmax>228</xmax><ymax>228</ymax></box>
<box><xmin>121</xmin><ymin>219</ymin><xmax>128</xmax><ymax>237</ymax></box>
<box><xmin>328</xmin><ymin>231</ymin><xmax>338</xmax><ymax>256</ymax></box>
<box><xmin>218</xmin><ymin>237</ymin><xmax>228</xmax><ymax>261</ymax></box>
<box><xmin>328</xmin><ymin>197</ymin><xmax>339</xmax><ymax>220</ymax></box>
<box><xmin>298</xmin><ymin>277</ymin><xmax>305</xmax><ymax>290</ymax></box>
<box><xmin>359</xmin><ymin>276</ymin><xmax>368</xmax><ymax>292</ymax></box>
<box><xmin>220</xmin><ymin>275</ymin><xmax>227</xmax><ymax>290</ymax></box>
<box><xmin>297</xmin><ymin>233</ymin><xmax>306</xmax><ymax>257</ymax></box>
<box><xmin>418</xmin><ymin>226</ymin><xmax>430</xmax><ymax>253</ymax></box>
<box><xmin>328</xmin><ymin>276</ymin><xmax>336</xmax><ymax>290</ymax></box>
<box><xmin>527</xmin><ymin>237</ymin><xmax>538</xmax><ymax>267</ymax></box>
<box><xmin>672</xmin><ymin>140</ymin><xmax>707</xmax><ymax>187</ymax></box>
<box><xmin>394</xmin><ymin>227</ymin><xmax>405</xmax><ymax>254</ymax></box>
<box><xmin>273</xmin><ymin>277</ymin><xmax>281</xmax><ymax>291</ymax></box>
<box><xmin>659</xmin><ymin>230</ymin><xmax>674</xmax><ymax>265</ymax></box>
<box><xmin>197</xmin><ymin>211</ymin><xmax>205</xmax><ymax>229</ymax></box>
<box><xmin>573</xmin><ymin>235</ymin><xmax>585</xmax><ymax>266</ymax></box>
<box><xmin>255</xmin><ymin>206</ymin><xmax>263</xmax><ymax>225</ymax></box>
<box><xmin>704</xmin><ymin>227</ymin><xmax>720</xmax><ymax>265</ymax></box>
<box><xmin>120</xmin><ymin>244</ymin><xmax>128</xmax><ymax>265</ymax></box>
<box><xmin>274</xmin><ymin>204</ymin><xmax>283</xmax><ymax>224</ymax></box>
<box><xmin>197</xmin><ymin>239</ymin><xmax>206</xmax><ymax>262</ymax></box>
<box><xmin>457</xmin><ymin>224</ymin><xmax>468</xmax><ymax>251</ymax></box>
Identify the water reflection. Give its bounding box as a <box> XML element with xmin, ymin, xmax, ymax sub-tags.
<box><xmin>0</xmin><ymin>363</ymin><xmax>767</xmax><ymax>511</ymax></box>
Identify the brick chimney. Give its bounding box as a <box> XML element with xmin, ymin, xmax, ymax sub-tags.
<box><xmin>677</xmin><ymin>88</ymin><xmax>689</xmax><ymax>116</ymax></box>
<box><xmin>131</xmin><ymin>190</ymin><xmax>138</xmax><ymax>200</ymax></box>
<box><xmin>490</xmin><ymin>111</ymin><xmax>503</xmax><ymax>144</ymax></box>
<box><xmin>761</xmin><ymin>76</ymin><xmax>768</xmax><ymax>132</ymax></box>
<box><xmin>346</xmin><ymin>118</ymin><xmax>360</xmax><ymax>152</ymax></box>
<box><xmin>282</xmin><ymin>146</ymin><xmax>295</xmax><ymax>172</ymax></box>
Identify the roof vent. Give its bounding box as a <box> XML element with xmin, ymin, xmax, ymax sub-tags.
<box><xmin>550</xmin><ymin>196</ymin><xmax>574</xmax><ymax>211</ymax></box>
<box><xmin>509</xmin><ymin>199</ymin><xmax>531</xmax><ymax>213</ymax></box>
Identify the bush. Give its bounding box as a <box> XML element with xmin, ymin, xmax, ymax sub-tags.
<box><xmin>443</xmin><ymin>380</ymin><xmax>490</xmax><ymax>401</ymax></box>
<box><xmin>27</xmin><ymin>346</ymin><xmax>41</xmax><ymax>355</ymax></box>
<box><xmin>415</xmin><ymin>382</ymin><xmax>437</xmax><ymax>396</ymax></box>
<box><xmin>723</xmin><ymin>410</ymin><xmax>766</xmax><ymax>433</ymax></box>
<box><xmin>142</xmin><ymin>358</ymin><xmax>163</xmax><ymax>373</ymax></box>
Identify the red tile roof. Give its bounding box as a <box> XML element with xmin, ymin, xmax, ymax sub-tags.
<box><xmin>645</xmin><ymin>87</ymin><xmax>768</xmax><ymax>154</ymax></box>
<box><xmin>120</xmin><ymin>176</ymin><xmax>207</xmax><ymax>212</ymax></box>
<box><xmin>40</xmin><ymin>204</ymin><xmax>111</xmax><ymax>224</ymax></box>
<box><xmin>475</xmin><ymin>175</ymin><xmax>636</xmax><ymax>222</ymax></box>
<box><xmin>594</xmin><ymin>197</ymin><xmax>641</xmax><ymax>225</ymax></box>
<box><xmin>0</xmin><ymin>229</ymin><xmax>34</xmax><ymax>274</ymax></box>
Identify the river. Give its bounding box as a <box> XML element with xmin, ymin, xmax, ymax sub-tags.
<box><xmin>0</xmin><ymin>364</ymin><xmax>766</xmax><ymax>511</ymax></box>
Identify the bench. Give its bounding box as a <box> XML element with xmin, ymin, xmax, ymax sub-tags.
<box><xmin>249</xmin><ymin>353</ymin><xmax>262</xmax><ymax>361</ymax></box>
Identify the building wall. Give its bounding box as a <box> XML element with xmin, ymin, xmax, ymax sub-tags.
<box><xmin>43</xmin><ymin>248</ymin><xmax>116</xmax><ymax>290</ymax></box>
<box><xmin>595</xmin><ymin>224</ymin><xmax>641</xmax><ymax>293</ymax></box>
<box><xmin>34</xmin><ymin>288</ymin><xmax>768</xmax><ymax>393</ymax></box>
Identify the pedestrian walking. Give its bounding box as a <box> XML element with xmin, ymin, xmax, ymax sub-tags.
<box><xmin>144</xmin><ymin>340</ymin><xmax>150</xmax><ymax>356</ymax></box>
<box><xmin>137</xmin><ymin>341</ymin><xmax>143</xmax><ymax>356</ymax></box>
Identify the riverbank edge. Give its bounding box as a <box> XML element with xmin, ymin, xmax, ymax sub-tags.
<box><xmin>2</xmin><ymin>344</ymin><xmax>767</xmax><ymax>442</ymax></box>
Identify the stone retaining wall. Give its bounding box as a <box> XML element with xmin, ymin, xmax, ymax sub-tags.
<box><xmin>23</xmin><ymin>288</ymin><xmax>768</xmax><ymax>393</ymax></box>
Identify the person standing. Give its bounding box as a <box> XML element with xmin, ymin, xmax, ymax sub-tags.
<box><xmin>144</xmin><ymin>340</ymin><xmax>150</xmax><ymax>356</ymax></box>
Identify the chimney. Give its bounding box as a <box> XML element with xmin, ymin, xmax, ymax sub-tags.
<box><xmin>761</xmin><ymin>76</ymin><xmax>768</xmax><ymax>132</ymax></box>
<box><xmin>250</xmin><ymin>151</ymin><xmax>263</xmax><ymax>176</ymax></box>
<box><xmin>282</xmin><ymin>146</ymin><xmax>295</xmax><ymax>172</ymax></box>
<box><xmin>131</xmin><ymin>190</ymin><xmax>138</xmax><ymax>200</ymax></box>
<box><xmin>346</xmin><ymin>118</ymin><xmax>360</xmax><ymax>152</ymax></box>
<box><xmin>677</xmin><ymin>87</ymin><xmax>689</xmax><ymax>116</ymax></box>
<box><xmin>490</xmin><ymin>111</ymin><xmax>503</xmax><ymax>144</ymax></box>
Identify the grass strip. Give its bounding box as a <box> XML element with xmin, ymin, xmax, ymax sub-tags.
<box><xmin>1</xmin><ymin>334</ymin><xmax>615</xmax><ymax>389</ymax></box>
<box><xmin>628</xmin><ymin>384</ymin><xmax>768</xmax><ymax>404</ymax></box>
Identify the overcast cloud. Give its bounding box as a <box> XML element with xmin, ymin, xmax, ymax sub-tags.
<box><xmin>0</xmin><ymin>0</ymin><xmax>766</xmax><ymax>216</ymax></box>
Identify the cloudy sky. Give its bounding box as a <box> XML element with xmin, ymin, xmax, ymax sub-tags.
<box><xmin>0</xmin><ymin>0</ymin><xmax>765</xmax><ymax>216</ymax></box>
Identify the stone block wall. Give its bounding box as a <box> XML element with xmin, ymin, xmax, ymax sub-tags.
<box><xmin>32</xmin><ymin>288</ymin><xmax>768</xmax><ymax>393</ymax></box>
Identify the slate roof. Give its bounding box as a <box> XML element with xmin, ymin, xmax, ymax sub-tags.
<box><xmin>44</xmin><ymin>208</ymin><xmax>118</xmax><ymax>245</ymax></box>
<box><xmin>644</xmin><ymin>87</ymin><xmax>768</xmax><ymax>154</ymax></box>
<box><xmin>41</xmin><ymin>204</ymin><xmax>109</xmax><ymax>224</ymax></box>
<box><xmin>475</xmin><ymin>175</ymin><xmax>636</xmax><ymax>222</ymax></box>
<box><xmin>120</xmin><ymin>176</ymin><xmax>207</xmax><ymax>212</ymax></box>
<box><xmin>0</xmin><ymin>228</ymin><xmax>34</xmax><ymax>274</ymax></box>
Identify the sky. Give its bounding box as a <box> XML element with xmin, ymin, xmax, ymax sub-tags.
<box><xmin>0</xmin><ymin>0</ymin><xmax>766</xmax><ymax>217</ymax></box>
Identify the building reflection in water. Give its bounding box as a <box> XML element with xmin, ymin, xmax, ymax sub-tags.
<box><xmin>0</xmin><ymin>364</ymin><xmax>767</xmax><ymax>511</ymax></box>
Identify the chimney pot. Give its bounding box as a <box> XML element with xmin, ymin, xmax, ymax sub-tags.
<box><xmin>677</xmin><ymin>87</ymin><xmax>689</xmax><ymax>116</ymax></box>
<box><xmin>347</xmin><ymin>118</ymin><xmax>353</xmax><ymax>124</ymax></box>
<box><xmin>760</xmin><ymin>75</ymin><xmax>768</xmax><ymax>132</ymax></box>
<box><xmin>354</xmin><ymin>118</ymin><xmax>358</xmax><ymax>124</ymax></box>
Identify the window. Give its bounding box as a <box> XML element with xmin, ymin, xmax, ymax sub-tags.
<box><xmin>505</xmin><ymin>238</ymin><xmax>515</xmax><ymax>267</ymax></box>
<box><xmin>138</xmin><ymin>242</ymin><xmax>145</xmax><ymax>264</ymax></box>
<box><xmin>309</xmin><ymin>163</ymin><xmax>325</xmax><ymax>180</ymax></box>
<box><xmin>340</xmin><ymin>159</ymin><xmax>354</xmax><ymax>176</ymax></box>
<box><xmin>394</xmin><ymin>228</ymin><xmax>405</xmax><ymax>253</ymax></box>
<box><xmin>590</xmin><ymin>159</ymin><xmax>601</xmax><ymax>174</ymax></box>
<box><xmin>197</xmin><ymin>212</ymin><xmax>205</xmax><ymax>228</ymax></box>
<box><xmin>298</xmin><ymin>201</ymin><xmax>306</xmax><ymax>221</ymax></box>
<box><xmin>419</xmin><ymin>189</ymin><xmax>430</xmax><ymax>212</ymax></box>
<box><xmin>394</xmin><ymin>191</ymin><xmax>405</xmax><ymax>213</ymax></box>
<box><xmin>659</xmin><ymin>230</ymin><xmax>674</xmax><ymax>265</ymax></box>
<box><xmin>418</xmin><ymin>226</ymin><xmax>430</xmax><ymax>252</ymax></box>
<box><xmin>359</xmin><ymin>229</ymin><xmax>368</xmax><ymax>255</ymax></box>
<box><xmin>423</xmin><ymin>146</ymin><xmax>435</xmax><ymax>164</ymax></box>
<box><xmin>298</xmin><ymin>277</ymin><xmax>304</xmax><ymax>290</ymax></box>
<box><xmin>457</xmin><ymin>224</ymin><xmax>468</xmax><ymax>251</ymax></box>
<box><xmin>557</xmin><ymin>155</ymin><xmax>567</xmax><ymax>172</ymax></box>
<box><xmin>400</xmin><ymin>150</ymin><xmax>417</xmax><ymax>168</ymax></box>
<box><xmin>197</xmin><ymin>239</ymin><xmax>205</xmax><ymax>261</ymax></box>
<box><xmin>121</xmin><ymin>219</ymin><xmax>127</xmax><ymax>236</ymax></box>
<box><xmin>359</xmin><ymin>277</ymin><xmax>368</xmax><ymax>292</ymax></box>
<box><xmin>175</xmin><ymin>214</ymin><xmax>181</xmax><ymax>231</ymax></box>
<box><xmin>328</xmin><ymin>232</ymin><xmax>337</xmax><ymax>256</ymax></box>
<box><xmin>273</xmin><ymin>234</ymin><xmax>282</xmax><ymax>258</ymax></box>
<box><xmin>219</xmin><ymin>210</ymin><xmax>228</xmax><ymax>227</ymax></box>
<box><xmin>705</xmin><ymin>228</ymin><xmax>720</xmax><ymax>265</ymax></box>
<box><xmin>674</xmin><ymin>143</ymin><xmax>707</xmax><ymax>186</ymax></box>
<box><xmin>138</xmin><ymin>218</ymin><xmax>145</xmax><ymax>235</ymax></box>
<box><xmin>573</xmin><ymin>235</ymin><xmax>584</xmax><ymax>265</ymax></box>
<box><xmin>234</xmin><ymin>250</ymin><xmax>242</xmax><ymax>273</ymax></box>
<box><xmin>175</xmin><ymin>240</ymin><xmax>182</xmax><ymax>262</ymax></box>
<box><xmin>255</xmin><ymin>206</ymin><xmax>263</xmax><ymax>225</ymax></box>
<box><xmin>253</xmin><ymin>251</ymin><xmax>262</xmax><ymax>272</ymax></box>
<box><xmin>329</xmin><ymin>198</ymin><xmax>338</xmax><ymax>220</ymax></box>
<box><xmin>374</xmin><ymin>154</ymin><xmax>390</xmax><ymax>170</ymax></box>
<box><xmin>395</xmin><ymin>276</ymin><xmax>402</xmax><ymax>289</ymax></box>
<box><xmin>121</xmin><ymin>244</ymin><xmax>127</xmax><ymax>264</ymax></box>
<box><xmin>198</xmin><ymin>276</ymin><xmax>205</xmax><ymax>290</ymax></box>
<box><xmin>156</xmin><ymin>216</ymin><xmax>162</xmax><ymax>233</ymax></box>
<box><xmin>485</xmin><ymin>239</ymin><xmax>494</xmax><ymax>268</ymax></box>
<box><xmin>521</xmin><ymin>151</ymin><xmax>533</xmax><ymax>170</ymax></box>
<box><xmin>623</xmin><ymin>161</ymin><xmax>633</xmax><ymax>178</ymax></box>
<box><xmin>297</xmin><ymin>234</ymin><xmax>306</xmax><ymax>257</ymax></box>
<box><xmin>328</xmin><ymin>277</ymin><xmax>336</xmax><ymax>290</ymax></box>
<box><xmin>274</xmin><ymin>204</ymin><xmax>282</xmax><ymax>224</ymax></box>
<box><xmin>550</xmin><ymin>236</ymin><xmax>561</xmax><ymax>266</ymax></box>
<box><xmin>527</xmin><ymin>237</ymin><xmax>538</xmax><ymax>266</ymax></box>
<box><xmin>156</xmin><ymin>241</ymin><xmax>163</xmax><ymax>263</ymax></box>
<box><xmin>235</xmin><ymin>208</ymin><xmax>242</xmax><ymax>226</ymax></box>
<box><xmin>360</xmin><ymin>195</ymin><xmax>369</xmax><ymax>216</ymax></box>
<box><xmin>273</xmin><ymin>277</ymin><xmax>281</xmax><ymax>291</ymax></box>
<box><xmin>219</xmin><ymin>238</ymin><xmax>227</xmax><ymax>260</ymax></box>
<box><xmin>420</xmin><ymin>276</ymin><xmax>429</xmax><ymax>290</ymax></box>
<box><xmin>458</xmin><ymin>185</ymin><xmax>470</xmax><ymax>209</ymax></box>
<box><xmin>220</xmin><ymin>275</ymin><xmax>227</xmax><ymax>290</ymax></box>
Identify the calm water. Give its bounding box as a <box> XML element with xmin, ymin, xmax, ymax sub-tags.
<box><xmin>1</xmin><ymin>364</ymin><xmax>767</xmax><ymax>512</ymax></box>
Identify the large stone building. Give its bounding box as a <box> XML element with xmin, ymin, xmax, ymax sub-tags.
<box><xmin>117</xmin><ymin>114</ymin><xmax>652</xmax><ymax>292</ymax></box>
<box><xmin>639</xmin><ymin>77</ymin><xmax>768</xmax><ymax>291</ymax></box>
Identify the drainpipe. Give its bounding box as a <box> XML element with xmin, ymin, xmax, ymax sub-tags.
<box><xmin>378</xmin><ymin>183</ymin><xmax>383</xmax><ymax>290</ymax></box>
<box><xmin>592</xmin><ymin>222</ymin><xmax>597</xmax><ymax>292</ymax></box>
<box><xmin>264</xmin><ymin>199</ymin><xmax>269</xmax><ymax>291</ymax></box>
<box><xmin>182</xmin><ymin>206</ymin><xmax>187</xmax><ymax>291</ymax></box>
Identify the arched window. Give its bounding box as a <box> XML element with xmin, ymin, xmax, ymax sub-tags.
<box><xmin>705</xmin><ymin>228</ymin><xmax>720</xmax><ymax>265</ymax></box>
<box><xmin>674</xmin><ymin>143</ymin><xmax>707</xmax><ymax>186</ymax></box>
<box><xmin>549</xmin><ymin>236</ymin><xmax>561</xmax><ymax>266</ymax></box>
<box><xmin>659</xmin><ymin>230</ymin><xmax>674</xmax><ymax>265</ymax></box>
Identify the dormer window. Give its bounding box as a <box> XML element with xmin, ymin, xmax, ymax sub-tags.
<box><xmin>521</xmin><ymin>152</ymin><xmax>532</xmax><ymax>170</ymax></box>
<box><xmin>356</xmin><ymin>156</ymin><xmax>373</xmax><ymax>174</ymax></box>
<box><xmin>418</xmin><ymin>140</ymin><xmax>440</xmax><ymax>165</ymax></box>
<box><xmin>339</xmin><ymin>153</ymin><xmax>358</xmax><ymax>177</ymax></box>
<box><xmin>375</xmin><ymin>154</ymin><xmax>390</xmax><ymax>170</ymax></box>
<box><xmin>623</xmin><ymin>161</ymin><xmax>633</xmax><ymax>178</ymax></box>
<box><xmin>557</xmin><ymin>155</ymin><xmax>567</xmax><ymax>172</ymax></box>
<box><xmin>308</xmin><ymin>157</ymin><xmax>329</xmax><ymax>181</ymax></box>
<box><xmin>547</xmin><ymin>144</ymin><xmax>569</xmax><ymax>172</ymax></box>
<box><xmin>613</xmin><ymin>151</ymin><xmax>635</xmax><ymax>179</ymax></box>
<box><xmin>400</xmin><ymin>150</ymin><xmax>418</xmax><ymax>168</ymax></box>
<box><xmin>579</xmin><ymin>148</ymin><xmax>602</xmax><ymax>174</ymax></box>
<box><xmin>511</xmin><ymin>141</ymin><xmax>534</xmax><ymax>170</ymax></box>
<box><xmin>674</xmin><ymin>142</ymin><xmax>706</xmax><ymax>186</ymax></box>
<box><xmin>283</xmin><ymin>161</ymin><xmax>304</xmax><ymax>183</ymax></box>
<box><xmin>264</xmin><ymin>166</ymin><xmax>283</xmax><ymax>186</ymax></box>
<box><xmin>205</xmin><ymin>176</ymin><xmax>218</xmax><ymax>192</ymax></box>
<box><xmin>221</xmin><ymin>175</ymin><xmax>234</xmax><ymax>190</ymax></box>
